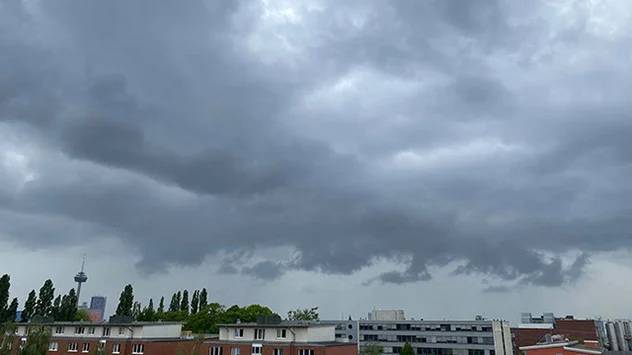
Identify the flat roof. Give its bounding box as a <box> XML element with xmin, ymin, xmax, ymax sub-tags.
<box><xmin>20</xmin><ymin>321</ymin><xmax>183</xmax><ymax>326</ymax></box>
<box><xmin>217</xmin><ymin>323</ymin><xmax>332</xmax><ymax>328</ymax></box>
<box><xmin>206</xmin><ymin>340</ymin><xmax>355</xmax><ymax>347</ymax></box>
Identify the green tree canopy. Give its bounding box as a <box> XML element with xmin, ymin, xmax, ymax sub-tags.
<box><xmin>5</xmin><ymin>299</ymin><xmax>17</xmax><ymax>323</ymax></box>
<box><xmin>180</xmin><ymin>290</ymin><xmax>189</xmax><ymax>314</ymax></box>
<box><xmin>35</xmin><ymin>280</ymin><xmax>55</xmax><ymax>317</ymax></box>
<box><xmin>184</xmin><ymin>303</ymin><xmax>225</xmax><ymax>334</ymax></box>
<box><xmin>190</xmin><ymin>290</ymin><xmax>199</xmax><ymax>315</ymax></box>
<box><xmin>75</xmin><ymin>309</ymin><xmax>91</xmax><ymax>322</ymax></box>
<box><xmin>0</xmin><ymin>275</ymin><xmax>9</xmax><ymax>323</ymax></box>
<box><xmin>21</xmin><ymin>290</ymin><xmax>37</xmax><ymax>323</ymax></box>
<box><xmin>400</xmin><ymin>342</ymin><xmax>414</xmax><ymax>355</ymax></box>
<box><xmin>286</xmin><ymin>307</ymin><xmax>319</xmax><ymax>321</ymax></box>
<box><xmin>169</xmin><ymin>293</ymin><xmax>179</xmax><ymax>312</ymax></box>
<box><xmin>157</xmin><ymin>297</ymin><xmax>165</xmax><ymax>314</ymax></box>
<box><xmin>115</xmin><ymin>284</ymin><xmax>134</xmax><ymax>317</ymax></box>
<box><xmin>138</xmin><ymin>299</ymin><xmax>156</xmax><ymax>322</ymax></box>
<box><xmin>198</xmin><ymin>289</ymin><xmax>208</xmax><ymax>309</ymax></box>
<box><xmin>58</xmin><ymin>289</ymin><xmax>78</xmax><ymax>322</ymax></box>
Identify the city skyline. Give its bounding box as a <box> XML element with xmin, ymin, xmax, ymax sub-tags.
<box><xmin>1</xmin><ymin>0</ymin><xmax>632</xmax><ymax>326</ymax></box>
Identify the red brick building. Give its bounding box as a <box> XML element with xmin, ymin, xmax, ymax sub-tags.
<box><xmin>205</xmin><ymin>320</ymin><xmax>357</xmax><ymax>355</ymax></box>
<box><xmin>7</xmin><ymin>321</ymin><xmax>200</xmax><ymax>355</ymax></box>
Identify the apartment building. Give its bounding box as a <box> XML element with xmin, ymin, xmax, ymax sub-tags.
<box><xmin>206</xmin><ymin>316</ymin><xmax>357</xmax><ymax>355</ymax></box>
<box><xmin>9</xmin><ymin>321</ymin><xmax>198</xmax><ymax>355</ymax></box>
<box><xmin>322</xmin><ymin>311</ymin><xmax>513</xmax><ymax>355</ymax></box>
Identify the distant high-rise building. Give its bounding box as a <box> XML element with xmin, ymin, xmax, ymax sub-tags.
<box><xmin>89</xmin><ymin>296</ymin><xmax>107</xmax><ymax>322</ymax></box>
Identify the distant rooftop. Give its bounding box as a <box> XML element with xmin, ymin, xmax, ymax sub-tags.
<box><xmin>21</xmin><ymin>321</ymin><xmax>183</xmax><ymax>326</ymax></box>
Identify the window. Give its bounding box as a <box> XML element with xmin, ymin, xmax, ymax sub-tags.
<box><xmin>99</xmin><ymin>341</ymin><xmax>106</xmax><ymax>349</ymax></box>
<box><xmin>112</xmin><ymin>344</ymin><xmax>121</xmax><ymax>354</ymax></box>
<box><xmin>234</xmin><ymin>329</ymin><xmax>244</xmax><ymax>338</ymax></box>
<box><xmin>231</xmin><ymin>348</ymin><xmax>240</xmax><ymax>355</ymax></box>
<box><xmin>299</xmin><ymin>350</ymin><xmax>314</xmax><ymax>355</ymax></box>
<box><xmin>55</xmin><ymin>327</ymin><xmax>65</xmax><ymax>335</ymax></box>
<box><xmin>75</xmin><ymin>327</ymin><xmax>85</xmax><ymax>335</ymax></box>
<box><xmin>274</xmin><ymin>349</ymin><xmax>283</xmax><ymax>355</ymax></box>
<box><xmin>211</xmin><ymin>347</ymin><xmax>223</xmax><ymax>355</ymax></box>
<box><xmin>276</xmin><ymin>329</ymin><xmax>287</xmax><ymax>339</ymax></box>
<box><xmin>20</xmin><ymin>338</ymin><xmax>26</xmax><ymax>348</ymax></box>
<box><xmin>82</xmin><ymin>343</ymin><xmax>90</xmax><ymax>353</ymax></box>
<box><xmin>69</xmin><ymin>343</ymin><xmax>79</xmax><ymax>352</ymax></box>
<box><xmin>132</xmin><ymin>344</ymin><xmax>144</xmax><ymax>354</ymax></box>
<box><xmin>49</xmin><ymin>342</ymin><xmax>59</xmax><ymax>351</ymax></box>
<box><xmin>103</xmin><ymin>327</ymin><xmax>111</xmax><ymax>337</ymax></box>
<box><xmin>254</xmin><ymin>329</ymin><xmax>265</xmax><ymax>340</ymax></box>
<box><xmin>89</xmin><ymin>327</ymin><xmax>96</xmax><ymax>335</ymax></box>
<box><xmin>252</xmin><ymin>346</ymin><xmax>262</xmax><ymax>355</ymax></box>
<box><xmin>118</xmin><ymin>327</ymin><xmax>126</xmax><ymax>335</ymax></box>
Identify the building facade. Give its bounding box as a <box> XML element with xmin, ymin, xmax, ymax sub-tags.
<box><xmin>206</xmin><ymin>319</ymin><xmax>358</xmax><ymax>355</ymax></box>
<box><xmin>7</xmin><ymin>321</ymin><xmax>197</xmax><ymax>355</ymax></box>
<box><xmin>322</xmin><ymin>311</ymin><xmax>513</xmax><ymax>355</ymax></box>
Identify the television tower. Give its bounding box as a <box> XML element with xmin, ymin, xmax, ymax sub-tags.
<box><xmin>74</xmin><ymin>254</ymin><xmax>88</xmax><ymax>306</ymax></box>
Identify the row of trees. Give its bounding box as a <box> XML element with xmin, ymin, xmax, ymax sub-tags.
<box><xmin>113</xmin><ymin>284</ymin><xmax>319</xmax><ymax>334</ymax></box>
<box><xmin>0</xmin><ymin>274</ymin><xmax>85</xmax><ymax>324</ymax></box>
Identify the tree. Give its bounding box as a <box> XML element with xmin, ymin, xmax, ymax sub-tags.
<box><xmin>51</xmin><ymin>295</ymin><xmax>61</xmax><ymax>320</ymax></box>
<box><xmin>5</xmin><ymin>299</ymin><xmax>17</xmax><ymax>323</ymax></box>
<box><xmin>400</xmin><ymin>342</ymin><xmax>414</xmax><ymax>355</ymax></box>
<box><xmin>168</xmin><ymin>293</ymin><xmax>179</xmax><ymax>312</ymax></box>
<box><xmin>115</xmin><ymin>285</ymin><xmax>134</xmax><ymax>317</ymax></box>
<box><xmin>132</xmin><ymin>302</ymin><xmax>141</xmax><ymax>320</ymax></box>
<box><xmin>138</xmin><ymin>299</ymin><xmax>156</xmax><ymax>322</ymax></box>
<box><xmin>0</xmin><ymin>275</ymin><xmax>9</xmax><ymax>323</ymax></box>
<box><xmin>21</xmin><ymin>290</ymin><xmax>37</xmax><ymax>323</ymax></box>
<box><xmin>190</xmin><ymin>290</ymin><xmax>199</xmax><ymax>315</ymax></box>
<box><xmin>0</xmin><ymin>322</ymin><xmax>16</xmax><ymax>355</ymax></box>
<box><xmin>221</xmin><ymin>305</ymin><xmax>276</xmax><ymax>324</ymax></box>
<box><xmin>35</xmin><ymin>280</ymin><xmax>55</xmax><ymax>317</ymax></box>
<box><xmin>58</xmin><ymin>289</ymin><xmax>78</xmax><ymax>322</ymax></box>
<box><xmin>21</xmin><ymin>324</ymin><xmax>51</xmax><ymax>355</ymax></box>
<box><xmin>180</xmin><ymin>290</ymin><xmax>189</xmax><ymax>314</ymax></box>
<box><xmin>360</xmin><ymin>343</ymin><xmax>384</xmax><ymax>355</ymax></box>
<box><xmin>75</xmin><ymin>309</ymin><xmax>91</xmax><ymax>322</ymax></box>
<box><xmin>184</xmin><ymin>303</ymin><xmax>225</xmax><ymax>334</ymax></box>
<box><xmin>286</xmin><ymin>307</ymin><xmax>319</xmax><ymax>321</ymax></box>
<box><xmin>199</xmin><ymin>289</ymin><xmax>208</xmax><ymax>309</ymax></box>
<box><xmin>156</xmin><ymin>297</ymin><xmax>165</xmax><ymax>320</ymax></box>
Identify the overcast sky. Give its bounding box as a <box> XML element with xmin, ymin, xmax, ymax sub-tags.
<box><xmin>1</xmin><ymin>0</ymin><xmax>632</xmax><ymax>324</ymax></box>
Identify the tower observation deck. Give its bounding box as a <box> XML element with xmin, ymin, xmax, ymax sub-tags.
<box><xmin>74</xmin><ymin>255</ymin><xmax>88</xmax><ymax>305</ymax></box>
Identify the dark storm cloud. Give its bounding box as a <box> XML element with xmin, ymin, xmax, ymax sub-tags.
<box><xmin>1</xmin><ymin>0</ymin><xmax>631</xmax><ymax>289</ymax></box>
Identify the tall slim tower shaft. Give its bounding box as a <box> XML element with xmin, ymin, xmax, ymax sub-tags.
<box><xmin>74</xmin><ymin>255</ymin><xmax>88</xmax><ymax>306</ymax></box>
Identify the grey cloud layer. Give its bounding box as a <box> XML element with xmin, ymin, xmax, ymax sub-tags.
<box><xmin>1</xmin><ymin>0</ymin><xmax>631</xmax><ymax>289</ymax></box>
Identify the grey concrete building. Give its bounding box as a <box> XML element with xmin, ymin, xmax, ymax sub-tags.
<box><xmin>321</xmin><ymin>311</ymin><xmax>513</xmax><ymax>355</ymax></box>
